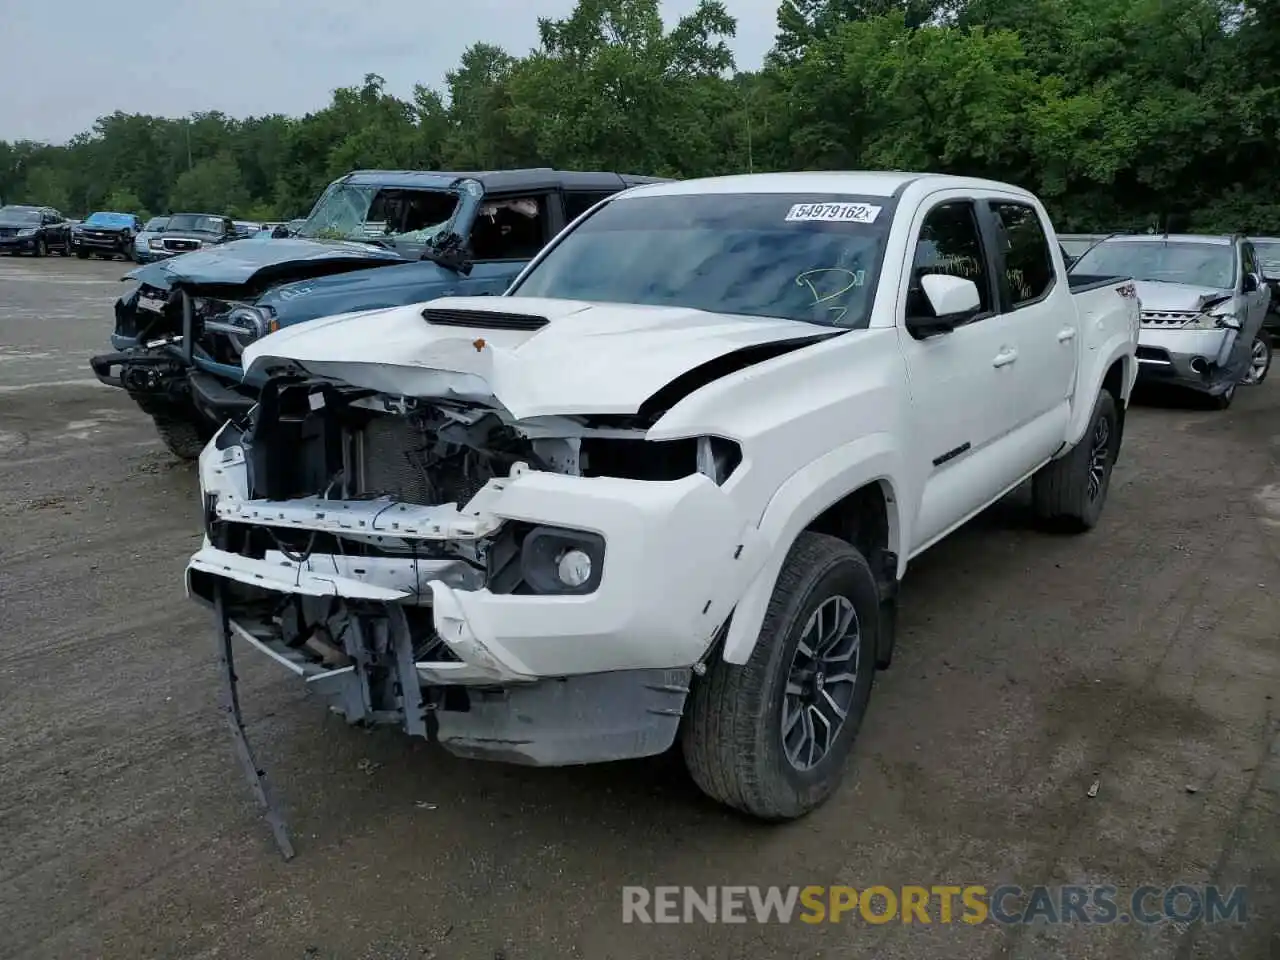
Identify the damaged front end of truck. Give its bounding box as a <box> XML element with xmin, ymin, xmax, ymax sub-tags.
<box><xmin>190</xmin><ymin>297</ymin><xmax>837</xmax><ymax>855</ymax></box>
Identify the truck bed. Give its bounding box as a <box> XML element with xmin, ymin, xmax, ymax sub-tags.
<box><xmin>1067</xmin><ymin>273</ymin><xmax>1130</xmax><ymax>293</ymax></box>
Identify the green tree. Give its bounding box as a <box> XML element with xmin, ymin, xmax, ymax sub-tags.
<box><xmin>168</xmin><ymin>153</ymin><xmax>250</xmax><ymax>215</ymax></box>
<box><xmin>101</xmin><ymin>187</ymin><xmax>145</xmax><ymax>215</ymax></box>
<box><xmin>22</xmin><ymin>165</ymin><xmax>72</xmax><ymax>211</ymax></box>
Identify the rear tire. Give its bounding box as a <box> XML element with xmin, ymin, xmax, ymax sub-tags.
<box><xmin>682</xmin><ymin>532</ymin><xmax>879</xmax><ymax>820</ymax></box>
<box><xmin>1032</xmin><ymin>389</ymin><xmax>1120</xmax><ymax>532</ymax></box>
<box><xmin>76</xmin><ymin>250</ymin><xmax>89</xmax><ymax>259</ymax></box>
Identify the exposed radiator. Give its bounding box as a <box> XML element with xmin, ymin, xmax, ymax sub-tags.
<box><xmin>359</xmin><ymin>416</ymin><xmax>435</xmax><ymax>504</ymax></box>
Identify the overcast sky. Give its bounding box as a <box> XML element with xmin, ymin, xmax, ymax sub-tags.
<box><xmin>1</xmin><ymin>0</ymin><xmax>778</xmax><ymax>144</ymax></box>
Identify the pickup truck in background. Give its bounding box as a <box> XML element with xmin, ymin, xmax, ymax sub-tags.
<box><xmin>89</xmin><ymin>169</ymin><xmax>665</xmax><ymax>461</ymax></box>
<box><xmin>189</xmin><ymin>172</ymin><xmax>1139</xmax><ymax>844</ymax></box>
<box><xmin>71</xmin><ymin>211</ymin><xmax>144</xmax><ymax>260</ymax></box>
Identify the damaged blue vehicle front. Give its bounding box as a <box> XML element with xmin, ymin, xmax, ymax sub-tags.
<box><xmin>89</xmin><ymin>169</ymin><xmax>664</xmax><ymax>458</ymax></box>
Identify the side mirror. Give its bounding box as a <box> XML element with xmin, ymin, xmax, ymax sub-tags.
<box><xmin>1244</xmin><ymin>272</ymin><xmax>1261</xmax><ymax>293</ymax></box>
<box><xmin>907</xmin><ymin>275</ymin><xmax>982</xmax><ymax>337</ymax></box>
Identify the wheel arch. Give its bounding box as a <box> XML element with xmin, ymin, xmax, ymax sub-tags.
<box><xmin>720</xmin><ymin>434</ymin><xmax>907</xmax><ymax>665</ymax></box>
<box><xmin>1064</xmin><ymin>345</ymin><xmax>1133</xmax><ymax>450</ymax></box>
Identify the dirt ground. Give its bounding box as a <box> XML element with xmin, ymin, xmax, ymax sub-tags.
<box><xmin>0</xmin><ymin>255</ymin><xmax>1277</xmax><ymax>960</ymax></box>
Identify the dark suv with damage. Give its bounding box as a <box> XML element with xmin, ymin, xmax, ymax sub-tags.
<box><xmin>90</xmin><ymin>168</ymin><xmax>666</xmax><ymax>459</ymax></box>
<box><xmin>72</xmin><ymin>211</ymin><xmax>144</xmax><ymax>260</ymax></box>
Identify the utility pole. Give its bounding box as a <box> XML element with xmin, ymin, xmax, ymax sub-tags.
<box><xmin>185</xmin><ymin>119</ymin><xmax>193</xmax><ymax>170</ymax></box>
<box><xmin>744</xmin><ymin>86</ymin><xmax>754</xmax><ymax>174</ymax></box>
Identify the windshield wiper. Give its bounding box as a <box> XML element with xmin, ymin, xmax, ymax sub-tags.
<box><xmin>418</xmin><ymin>231</ymin><xmax>473</xmax><ymax>275</ymax></box>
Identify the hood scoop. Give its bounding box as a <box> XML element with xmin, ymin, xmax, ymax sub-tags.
<box><xmin>422</xmin><ymin>307</ymin><xmax>548</xmax><ymax>331</ymax></box>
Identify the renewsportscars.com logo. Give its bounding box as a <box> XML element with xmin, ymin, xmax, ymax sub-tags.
<box><xmin>621</xmin><ymin>885</ymin><xmax>1249</xmax><ymax>926</ymax></box>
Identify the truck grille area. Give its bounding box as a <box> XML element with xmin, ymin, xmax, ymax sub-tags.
<box><xmin>244</xmin><ymin>378</ymin><xmax>534</xmax><ymax>507</ymax></box>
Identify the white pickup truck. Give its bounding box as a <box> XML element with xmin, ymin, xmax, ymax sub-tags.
<box><xmin>191</xmin><ymin>172</ymin><xmax>1139</xmax><ymax>836</ymax></box>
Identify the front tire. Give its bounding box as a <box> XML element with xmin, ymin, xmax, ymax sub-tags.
<box><xmin>1243</xmin><ymin>335</ymin><xmax>1271</xmax><ymax>385</ymax></box>
<box><xmin>682</xmin><ymin>532</ymin><xmax>879</xmax><ymax>820</ymax></box>
<box><xmin>76</xmin><ymin>250</ymin><xmax>89</xmax><ymax>259</ymax></box>
<box><xmin>1032</xmin><ymin>389</ymin><xmax>1120</xmax><ymax>532</ymax></box>
<box><xmin>151</xmin><ymin>411</ymin><xmax>213</xmax><ymax>460</ymax></box>
<box><xmin>33</xmin><ymin>237</ymin><xmax>47</xmax><ymax>257</ymax></box>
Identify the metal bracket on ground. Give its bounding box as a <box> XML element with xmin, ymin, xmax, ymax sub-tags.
<box><xmin>214</xmin><ymin>583</ymin><xmax>296</xmax><ymax>860</ymax></box>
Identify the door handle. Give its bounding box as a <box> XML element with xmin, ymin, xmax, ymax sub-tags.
<box><xmin>1057</xmin><ymin>327</ymin><xmax>1077</xmax><ymax>342</ymax></box>
<box><xmin>992</xmin><ymin>347</ymin><xmax>1018</xmax><ymax>367</ymax></box>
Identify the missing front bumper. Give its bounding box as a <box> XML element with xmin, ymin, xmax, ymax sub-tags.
<box><xmin>208</xmin><ymin>586</ymin><xmax>690</xmax><ymax>765</ymax></box>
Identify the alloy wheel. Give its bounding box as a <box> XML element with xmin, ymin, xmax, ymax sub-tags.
<box><xmin>1245</xmin><ymin>337</ymin><xmax>1270</xmax><ymax>385</ymax></box>
<box><xmin>1087</xmin><ymin>414</ymin><xmax>1111</xmax><ymax>502</ymax></box>
<box><xmin>781</xmin><ymin>594</ymin><xmax>861</xmax><ymax>771</ymax></box>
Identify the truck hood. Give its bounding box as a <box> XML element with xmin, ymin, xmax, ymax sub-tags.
<box><xmin>1133</xmin><ymin>280</ymin><xmax>1234</xmax><ymax>313</ymax></box>
<box><xmin>255</xmin><ymin>259</ymin><xmax>460</xmax><ymax>321</ymax></box>
<box><xmin>124</xmin><ymin>236</ymin><xmax>405</xmax><ymax>292</ymax></box>
<box><xmin>242</xmin><ymin>296</ymin><xmax>840</xmax><ymax>420</ymax></box>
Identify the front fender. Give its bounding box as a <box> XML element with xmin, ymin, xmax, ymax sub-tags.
<box><xmin>721</xmin><ymin>432</ymin><xmax>906</xmax><ymax>664</ymax></box>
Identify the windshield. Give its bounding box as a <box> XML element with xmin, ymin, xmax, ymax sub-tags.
<box><xmin>1071</xmin><ymin>239</ymin><xmax>1236</xmax><ymax>289</ymax></box>
<box><xmin>85</xmin><ymin>212</ymin><xmax>132</xmax><ymax>227</ymax></box>
<box><xmin>0</xmin><ymin>206</ymin><xmax>41</xmax><ymax>224</ymax></box>
<box><xmin>166</xmin><ymin>214</ymin><xmax>224</xmax><ymax>234</ymax></box>
<box><xmin>1252</xmin><ymin>241</ymin><xmax>1280</xmax><ymax>277</ymax></box>
<box><xmin>298</xmin><ymin>182</ymin><xmax>461</xmax><ymax>255</ymax></box>
<box><xmin>511</xmin><ymin>192</ymin><xmax>892</xmax><ymax>328</ymax></box>
<box><xmin>143</xmin><ymin>217</ymin><xmax>169</xmax><ymax>232</ymax></box>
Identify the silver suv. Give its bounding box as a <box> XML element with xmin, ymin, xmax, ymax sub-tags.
<box><xmin>1069</xmin><ymin>233</ymin><xmax>1271</xmax><ymax>407</ymax></box>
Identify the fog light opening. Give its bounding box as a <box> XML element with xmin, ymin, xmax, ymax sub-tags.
<box><xmin>556</xmin><ymin>548</ymin><xmax>592</xmax><ymax>588</ymax></box>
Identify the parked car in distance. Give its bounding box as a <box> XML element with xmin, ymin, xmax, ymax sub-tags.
<box><xmin>72</xmin><ymin>211</ymin><xmax>144</xmax><ymax>260</ymax></box>
<box><xmin>0</xmin><ymin>204</ymin><xmax>73</xmax><ymax>256</ymax></box>
<box><xmin>143</xmin><ymin>213</ymin><xmax>236</xmax><ymax>261</ymax></box>
<box><xmin>1248</xmin><ymin>236</ymin><xmax>1280</xmax><ymax>341</ymax></box>
<box><xmin>232</xmin><ymin>220</ymin><xmax>262</xmax><ymax>239</ymax></box>
<box><xmin>1069</xmin><ymin>233</ymin><xmax>1271</xmax><ymax>405</ymax></box>
<box><xmin>252</xmin><ymin>221</ymin><xmax>288</xmax><ymax>239</ymax></box>
<box><xmin>133</xmin><ymin>217</ymin><xmax>170</xmax><ymax>263</ymax></box>
<box><xmin>191</xmin><ymin>172</ymin><xmax>1140</xmax><ymax>838</ymax></box>
<box><xmin>92</xmin><ymin>169</ymin><xmax>667</xmax><ymax>459</ymax></box>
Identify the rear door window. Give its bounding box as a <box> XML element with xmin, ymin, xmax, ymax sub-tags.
<box><xmin>989</xmin><ymin>202</ymin><xmax>1055</xmax><ymax>307</ymax></box>
<box><xmin>469</xmin><ymin>195</ymin><xmax>550</xmax><ymax>261</ymax></box>
<box><xmin>564</xmin><ymin>191</ymin><xmax>615</xmax><ymax>223</ymax></box>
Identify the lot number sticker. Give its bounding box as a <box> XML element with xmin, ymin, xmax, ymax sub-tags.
<box><xmin>785</xmin><ymin>202</ymin><xmax>882</xmax><ymax>224</ymax></box>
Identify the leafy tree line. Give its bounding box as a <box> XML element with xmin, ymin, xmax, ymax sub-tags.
<box><xmin>2</xmin><ymin>0</ymin><xmax>1277</xmax><ymax>233</ymax></box>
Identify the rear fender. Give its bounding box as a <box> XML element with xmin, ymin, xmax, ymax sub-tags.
<box><xmin>1064</xmin><ymin>340</ymin><xmax>1134</xmax><ymax>450</ymax></box>
<box><xmin>721</xmin><ymin>433</ymin><xmax>906</xmax><ymax>664</ymax></box>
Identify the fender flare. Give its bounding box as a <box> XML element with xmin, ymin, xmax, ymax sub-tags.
<box><xmin>1064</xmin><ymin>341</ymin><xmax>1134</xmax><ymax>450</ymax></box>
<box><xmin>721</xmin><ymin>432</ymin><xmax>907</xmax><ymax>664</ymax></box>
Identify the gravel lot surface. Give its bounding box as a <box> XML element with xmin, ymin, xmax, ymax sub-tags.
<box><xmin>0</xmin><ymin>255</ymin><xmax>1276</xmax><ymax>960</ymax></box>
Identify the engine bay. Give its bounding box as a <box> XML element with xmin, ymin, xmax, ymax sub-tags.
<box><xmin>236</xmin><ymin>375</ymin><xmax>741</xmax><ymax>505</ymax></box>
